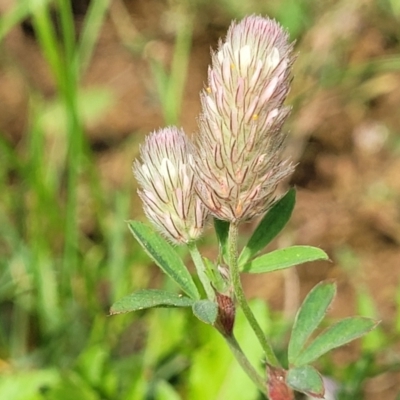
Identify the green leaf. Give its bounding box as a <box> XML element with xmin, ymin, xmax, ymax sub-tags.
<box><xmin>203</xmin><ymin>257</ymin><xmax>226</xmax><ymax>293</ymax></box>
<box><xmin>214</xmin><ymin>218</ymin><xmax>230</xmax><ymax>263</ymax></box>
<box><xmin>242</xmin><ymin>246</ymin><xmax>329</xmax><ymax>273</ymax></box>
<box><xmin>238</xmin><ymin>188</ymin><xmax>295</xmax><ymax>267</ymax></box>
<box><xmin>128</xmin><ymin>221</ymin><xmax>200</xmax><ymax>299</ymax></box>
<box><xmin>286</xmin><ymin>365</ymin><xmax>325</xmax><ymax>398</ymax></box>
<box><xmin>295</xmin><ymin>317</ymin><xmax>379</xmax><ymax>366</ymax></box>
<box><xmin>109</xmin><ymin>289</ymin><xmax>194</xmax><ymax>315</ymax></box>
<box><xmin>192</xmin><ymin>300</ymin><xmax>218</xmax><ymax>325</ymax></box>
<box><xmin>288</xmin><ymin>281</ymin><xmax>336</xmax><ymax>365</ymax></box>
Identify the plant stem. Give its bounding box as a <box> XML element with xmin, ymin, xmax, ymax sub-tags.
<box><xmin>228</xmin><ymin>222</ymin><xmax>280</xmax><ymax>367</ymax></box>
<box><xmin>188</xmin><ymin>243</ymin><xmax>215</xmax><ymax>300</ymax></box>
<box><xmin>225</xmin><ymin>334</ymin><xmax>267</xmax><ymax>395</ymax></box>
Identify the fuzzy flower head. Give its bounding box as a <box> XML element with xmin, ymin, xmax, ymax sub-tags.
<box><xmin>133</xmin><ymin>127</ymin><xmax>208</xmax><ymax>245</ymax></box>
<box><xmin>195</xmin><ymin>15</ymin><xmax>295</xmax><ymax>222</ymax></box>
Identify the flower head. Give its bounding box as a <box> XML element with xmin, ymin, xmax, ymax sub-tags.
<box><xmin>195</xmin><ymin>15</ymin><xmax>295</xmax><ymax>222</ymax></box>
<box><xmin>133</xmin><ymin>127</ymin><xmax>208</xmax><ymax>244</ymax></box>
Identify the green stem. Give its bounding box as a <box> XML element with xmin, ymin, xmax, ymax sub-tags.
<box><xmin>228</xmin><ymin>222</ymin><xmax>280</xmax><ymax>367</ymax></box>
<box><xmin>225</xmin><ymin>334</ymin><xmax>266</xmax><ymax>394</ymax></box>
<box><xmin>188</xmin><ymin>243</ymin><xmax>215</xmax><ymax>300</ymax></box>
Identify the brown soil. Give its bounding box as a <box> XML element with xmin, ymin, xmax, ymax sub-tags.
<box><xmin>1</xmin><ymin>0</ymin><xmax>399</xmax><ymax>398</ymax></box>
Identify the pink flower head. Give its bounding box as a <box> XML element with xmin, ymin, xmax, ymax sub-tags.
<box><xmin>134</xmin><ymin>127</ymin><xmax>208</xmax><ymax>244</ymax></box>
<box><xmin>195</xmin><ymin>16</ymin><xmax>295</xmax><ymax>222</ymax></box>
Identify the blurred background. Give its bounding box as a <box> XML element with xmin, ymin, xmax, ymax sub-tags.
<box><xmin>0</xmin><ymin>0</ymin><xmax>399</xmax><ymax>399</ymax></box>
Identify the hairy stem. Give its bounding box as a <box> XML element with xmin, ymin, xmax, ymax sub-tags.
<box><xmin>225</xmin><ymin>334</ymin><xmax>267</xmax><ymax>394</ymax></box>
<box><xmin>228</xmin><ymin>222</ymin><xmax>280</xmax><ymax>366</ymax></box>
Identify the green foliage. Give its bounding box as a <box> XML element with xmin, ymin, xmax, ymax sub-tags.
<box><xmin>285</xmin><ymin>282</ymin><xmax>377</xmax><ymax>397</ymax></box>
<box><xmin>154</xmin><ymin>380</ymin><xmax>182</xmax><ymax>400</ymax></box>
<box><xmin>0</xmin><ymin>0</ymin><xmax>32</xmax><ymax>40</ymax></box>
<box><xmin>110</xmin><ymin>289</ymin><xmax>194</xmax><ymax>315</ymax></box>
<box><xmin>192</xmin><ymin>300</ymin><xmax>218</xmax><ymax>325</ymax></box>
<box><xmin>286</xmin><ymin>365</ymin><xmax>324</xmax><ymax>398</ymax></box>
<box><xmin>127</xmin><ymin>221</ymin><xmax>200</xmax><ymax>300</ymax></box>
<box><xmin>119</xmin><ymin>193</ymin><xmax>375</xmax><ymax>399</ymax></box>
<box><xmin>238</xmin><ymin>189</ymin><xmax>296</xmax><ymax>266</ymax></box>
<box><xmin>295</xmin><ymin>317</ymin><xmax>378</xmax><ymax>367</ymax></box>
<box><xmin>288</xmin><ymin>281</ymin><xmax>337</xmax><ymax>365</ymax></box>
<box><xmin>288</xmin><ymin>281</ymin><xmax>378</xmax><ymax>369</ymax></box>
<box><xmin>242</xmin><ymin>245</ymin><xmax>329</xmax><ymax>273</ymax></box>
<box><xmin>0</xmin><ymin>370</ymin><xmax>59</xmax><ymax>400</ymax></box>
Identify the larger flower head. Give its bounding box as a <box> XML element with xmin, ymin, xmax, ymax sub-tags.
<box><xmin>195</xmin><ymin>16</ymin><xmax>295</xmax><ymax>222</ymax></box>
<box><xmin>133</xmin><ymin>127</ymin><xmax>208</xmax><ymax>244</ymax></box>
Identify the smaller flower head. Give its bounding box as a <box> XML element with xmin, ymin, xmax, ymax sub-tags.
<box><xmin>133</xmin><ymin>127</ymin><xmax>208</xmax><ymax>245</ymax></box>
